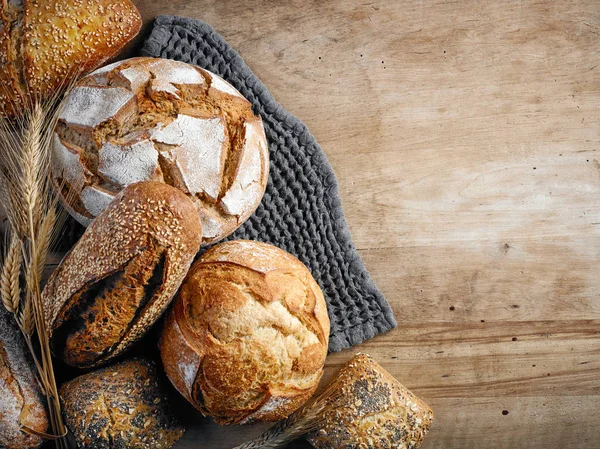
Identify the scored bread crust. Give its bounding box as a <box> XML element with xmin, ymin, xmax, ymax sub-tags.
<box><xmin>0</xmin><ymin>308</ymin><xmax>48</xmax><ymax>449</ymax></box>
<box><xmin>0</xmin><ymin>0</ymin><xmax>141</xmax><ymax>118</ymax></box>
<box><xmin>160</xmin><ymin>240</ymin><xmax>330</xmax><ymax>425</ymax></box>
<box><xmin>307</xmin><ymin>354</ymin><xmax>434</xmax><ymax>449</ymax></box>
<box><xmin>52</xmin><ymin>57</ymin><xmax>270</xmax><ymax>245</ymax></box>
<box><xmin>59</xmin><ymin>358</ymin><xmax>184</xmax><ymax>449</ymax></box>
<box><xmin>42</xmin><ymin>181</ymin><xmax>202</xmax><ymax>368</ymax></box>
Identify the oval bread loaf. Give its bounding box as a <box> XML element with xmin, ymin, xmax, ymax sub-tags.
<box><xmin>43</xmin><ymin>181</ymin><xmax>202</xmax><ymax>368</ymax></box>
<box><xmin>60</xmin><ymin>358</ymin><xmax>184</xmax><ymax>449</ymax></box>
<box><xmin>0</xmin><ymin>0</ymin><xmax>141</xmax><ymax>118</ymax></box>
<box><xmin>52</xmin><ymin>57</ymin><xmax>270</xmax><ymax>245</ymax></box>
<box><xmin>307</xmin><ymin>354</ymin><xmax>434</xmax><ymax>449</ymax></box>
<box><xmin>160</xmin><ymin>240</ymin><xmax>330</xmax><ymax>425</ymax></box>
<box><xmin>0</xmin><ymin>308</ymin><xmax>48</xmax><ymax>449</ymax></box>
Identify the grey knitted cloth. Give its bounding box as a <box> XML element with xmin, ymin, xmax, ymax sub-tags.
<box><xmin>141</xmin><ymin>16</ymin><xmax>396</xmax><ymax>352</ymax></box>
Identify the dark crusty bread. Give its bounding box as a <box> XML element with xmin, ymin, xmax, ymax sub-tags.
<box><xmin>0</xmin><ymin>308</ymin><xmax>48</xmax><ymax>449</ymax></box>
<box><xmin>52</xmin><ymin>57</ymin><xmax>269</xmax><ymax>245</ymax></box>
<box><xmin>160</xmin><ymin>240</ymin><xmax>330</xmax><ymax>425</ymax></box>
<box><xmin>0</xmin><ymin>0</ymin><xmax>141</xmax><ymax>118</ymax></box>
<box><xmin>60</xmin><ymin>358</ymin><xmax>184</xmax><ymax>449</ymax></box>
<box><xmin>306</xmin><ymin>354</ymin><xmax>434</xmax><ymax>449</ymax></box>
<box><xmin>43</xmin><ymin>181</ymin><xmax>202</xmax><ymax>368</ymax></box>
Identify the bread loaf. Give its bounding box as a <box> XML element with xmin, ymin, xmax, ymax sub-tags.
<box><xmin>160</xmin><ymin>240</ymin><xmax>330</xmax><ymax>425</ymax></box>
<box><xmin>0</xmin><ymin>0</ymin><xmax>141</xmax><ymax>118</ymax></box>
<box><xmin>0</xmin><ymin>308</ymin><xmax>48</xmax><ymax>449</ymax></box>
<box><xmin>60</xmin><ymin>358</ymin><xmax>184</xmax><ymax>449</ymax></box>
<box><xmin>43</xmin><ymin>181</ymin><xmax>202</xmax><ymax>368</ymax></box>
<box><xmin>306</xmin><ymin>354</ymin><xmax>434</xmax><ymax>449</ymax></box>
<box><xmin>52</xmin><ymin>56</ymin><xmax>270</xmax><ymax>245</ymax></box>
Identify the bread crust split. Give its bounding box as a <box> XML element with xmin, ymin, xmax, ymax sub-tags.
<box><xmin>42</xmin><ymin>181</ymin><xmax>202</xmax><ymax>368</ymax></box>
<box><xmin>0</xmin><ymin>0</ymin><xmax>142</xmax><ymax>118</ymax></box>
<box><xmin>160</xmin><ymin>240</ymin><xmax>330</xmax><ymax>424</ymax></box>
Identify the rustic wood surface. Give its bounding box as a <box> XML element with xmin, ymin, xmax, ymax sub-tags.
<box><xmin>65</xmin><ymin>0</ymin><xmax>600</xmax><ymax>448</ymax></box>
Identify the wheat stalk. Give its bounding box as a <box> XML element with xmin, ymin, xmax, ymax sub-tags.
<box><xmin>0</xmin><ymin>85</ymin><xmax>76</xmax><ymax>449</ymax></box>
<box><xmin>33</xmin><ymin>208</ymin><xmax>56</xmax><ymax>293</ymax></box>
<box><xmin>1</xmin><ymin>235</ymin><xmax>22</xmax><ymax>315</ymax></box>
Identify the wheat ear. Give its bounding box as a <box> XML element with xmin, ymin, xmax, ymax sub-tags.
<box><xmin>1</xmin><ymin>235</ymin><xmax>22</xmax><ymax>315</ymax></box>
<box><xmin>0</xmin><ymin>102</ymin><xmax>71</xmax><ymax>449</ymax></box>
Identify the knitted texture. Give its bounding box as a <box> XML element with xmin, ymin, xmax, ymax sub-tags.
<box><xmin>141</xmin><ymin>16</ymin><xmax>397</xmax><ymax>352</ymax></box>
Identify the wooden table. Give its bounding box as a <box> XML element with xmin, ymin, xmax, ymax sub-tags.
<box><xmin>127</xmin><ymin>1</ymin><xmax>600</xmax><ymax>448</ymax></box>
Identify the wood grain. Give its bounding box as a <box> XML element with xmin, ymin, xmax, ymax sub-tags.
<box><xmin>61</xmin><ymin>0</ymin><xmax>600</xmax><ymax>448</ymax></box>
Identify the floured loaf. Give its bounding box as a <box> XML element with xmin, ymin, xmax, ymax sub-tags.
<box><xmin>52</xmin><ymin>57</ymin><xmax>270</xmax><ymax>245</ymax></box>
<box><xmin>0</xmin><ymin>308</ymin><xmax>48</xmax><ymax>449</ymax></box>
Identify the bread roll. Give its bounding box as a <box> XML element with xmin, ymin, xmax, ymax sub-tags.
<box><xmin>60</xmin><ymin>358</ymin><xmax>184</xmax><ymax>449</ymax></box>
<box><xmin>0</xmin><ymin>0</ymin><xmax>141</xmax><ymax>118</ymax></box>
<box><xmin>52</xmin><ymin>57</ymin><xmax>270</xmax><ymax>245</ymax></box>
<box><xmin>43</xmin><ymin>181</ymin><xmax>202</xmax><ymax>368</ymax></box>
<box><xmin>160</xmin><ymin>240</ymin><xmax>330</xmax><ymax>425</ymax></box>
<box><xmin>0</xmin><ymin>308</ymin><xmax>48</xmax><ymax>449</ymax></box>
<box><xmin>307</xmin><ymin>354</ymin><xmax>434</xmax><ymax>449</ymax></box>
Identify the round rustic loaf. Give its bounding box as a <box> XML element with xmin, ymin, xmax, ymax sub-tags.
<box><xmin>52</xmin><ymin>56</ymin><xmax>269</xmax><ymax>245</ymax></box>
<box><xmin>60</xmin><ymin>358</ymin><xmax>184</xmax><ymax>449</ymax></box>
<box><xmin>43</xmin><ymin>181</ymin><xmax>202</xmax><ymax>368</ymax></box>
<box><xmin>160</xmin><ymin>240</ymin><xmax>330</xmax><ymax>424</ymax></box>
<box><xmin>0</xmin><ymin>0</ymin><xmax>141</xmax><ymax>118</ymax></box>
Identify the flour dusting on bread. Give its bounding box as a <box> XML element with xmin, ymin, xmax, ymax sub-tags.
<box><xmin>59</xmin><ymin>86</ymin><xmax>134</xmax><ymax>128</ymax></box>
<box><xmin>152</xmin><ymin>115</ymin><xmax>226</xmax><ymax>199</ymax></box>
<box><xmin>99</xmin><ymin>139</ymin><xmax>162</xmax><ymax>185</ymax></box>
<box><xmin>80</xmin><ymin>185</ymin><xmax>116</xmax><ymax>217</ymax></box>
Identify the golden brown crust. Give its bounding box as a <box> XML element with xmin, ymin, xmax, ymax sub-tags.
<box><xmin>0</xmin><ymin>1</ymin><xmax>27</xmax><ymax>118</ymax></box>
<box><xmin>43</xmin><ymin>181</ymin><xmax>202</xmax><ymax>368</ymax></box>
<box><xmin>52</xmin><ymin>57</ymin><xmax>270</xmax><ymax>245</ymax></box>
<box><xmin>0</xmin><ymin>308</ymin><xmax>48</xmax><ymax>449</ymax></box>
<box><xmin>307</xmin><ymin>354</ymin><xmax>434</xmax><ymax>449</ymax></box>
<box><xmin>0</xmin><ymin>0</ymin><xmax>141</xmax><ymax>118</ymax></box>
<box><xmin>60</xmin><ymin>358</ymin><xmax>184</xmax><ymax>449</ymax></box>
<box><xmin>160</xmin><ymin>240</ymin><xmax>330</xmax><ymax>425</ymax></box>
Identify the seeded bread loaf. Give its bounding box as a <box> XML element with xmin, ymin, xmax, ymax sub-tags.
<box><xmin>307</xmin><ymin>354</ymin><xmax>434</xmax><ymax>449</ymax></box>
<box><xmin>160</xmin><ymin>240</ymin><xmax>330</xmax><ymax>425</ymax></box>
<box><xmin>0</xmin><ymin>308</ymin><xmax>48</xmax><ymax>449</ymax></box>
<box><xmin>52</xmin><ymin>57</ymin><xmax>270</xmax><ymax>245</ymax></box>
<box><xmin>43</xmin><ymin>181</ymin><xmax>202</xmax><ymax>368</ymax></box>
<box><xmin>0</xmin><ymin>0</ymin><xmax>141</xmax><ymax>118</ymax></box>
<box><xmin>60</xmin><ymin>358</ymin><xmax>184</xmax><ymax>449</ymax></box>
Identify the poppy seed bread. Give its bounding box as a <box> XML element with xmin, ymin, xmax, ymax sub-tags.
<box><xmin>307</xmin><ymin>354</ymin><xmax>434</xmax><ymax>449</ymax></box>
<box><xmin>160</xmin><ymin>240</ymin><xmax>330</xmax><ymax>424</ymax></box>
<box><xmin>52</xmin><ymin>57</ymin><xmax>270</xmax><ymax>245</ymax></box>
<box><xmin>60</xmin><ymin>358</ymin><xmax>184</xmax><ymax>449</ymax></box>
